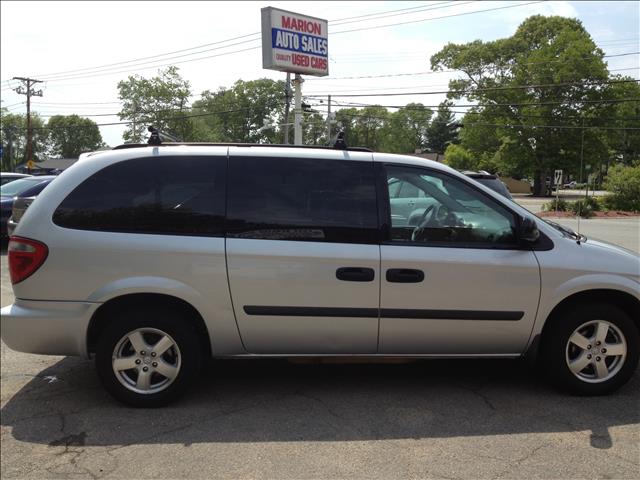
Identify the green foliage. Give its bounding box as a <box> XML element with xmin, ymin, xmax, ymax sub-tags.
<box><xmin>384</xmin><ymin>103</ymin><xmax>433</xmax><ymax>153</ymax></box>
<box><xmin>543</xmin><ymin>196</ymin><xmax>601</xmax><ymax>216</ymax></box>
<box><xmin>542</xmin><ymin>198</ymin><xmax>569</xmax><ymax>212</ymax></box>
<box><xmin>424</xmin><ymin>101</ymin><xmax>458</xmax><ymax>153</ymax></box>
<box><xmin>602</xmin><ymin>163</ymin><xmax>640</xmax><ymax>211</ymax></box>
<box><xmin>302</xmin><ymin>111</ymin><xmax>327</xmax><ymax>145</ymax></box>
<box><xmin>0</xmin><ymin>108</ymin><xmax>47</xmax><ymax>170</ymax></box>
<box><xmin>431</xmin><ymin>15</ymin><xmax>611</xmax><ymax>195</ymax></box>
<box><xmin>191</xmin><ymin>78</ymin><xmax>285</xmax><ymax>144</ymax></box>
<box><xmin>47</xmin><ymin>115</ymin><xmax>104</xmax><ymax>158</ymax></box>
<box><xmin>444</xmin><ymin>144</ymin><xmax>475</xmax><ymax>170</ymax></box>
<box><xmin>600</xmin><ymin>77</ymin><xmax>640</xmax><ymax>166</ymax></box>
<box><xmin>570</xmin><ymin>197</ymin><xmax>600</xmax><ymax>218</ymax></box>
<box><xmin>118</xmin><ymin>66</ymin><xmax>193</xmax><ymax>143</ymax></box>
<box><xmin>335</xmin><ymin>105</ymin><xmax>390</xmax><ymax>151</ymax></box>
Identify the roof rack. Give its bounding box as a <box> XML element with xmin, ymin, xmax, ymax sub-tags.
<box><xmin>113</xmin><ymin>142</ymin><xmax>372</xmax><ymax>153</ymax></box>
<box><xmin>112</xmin><ymin>125</ymin><xmax>372</xmax><ymax>152</ymax></box>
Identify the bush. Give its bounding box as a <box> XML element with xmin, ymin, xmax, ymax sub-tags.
<box><xmin>570</xmin><ymin>198</ymin><xmax>598</xmax><ymax>218</ymax></box>
<box><xmin>542</xmin><ymin>198</ymin><xmax>568</xmax><ymax>212</ymax></box>
<box><xmin>603</xmin><ymin>164</ymin><xmax>640</xmax><ymax>211</ymax></box>
<box><xmin>601</xmin><ymin>193</ymin><xmax>640</xmax><ymax>212</ymax></box>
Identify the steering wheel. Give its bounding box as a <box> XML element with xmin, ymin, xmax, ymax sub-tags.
<box><xmin>411</xmin><ymin>205</ymin><xmax>434</xmax><ymax>242</ymax></box>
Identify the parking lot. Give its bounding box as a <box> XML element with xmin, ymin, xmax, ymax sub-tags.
<box><xmin>1</xmin><ymin>215</ymin><xmax>639</xmax><ymax>479</ymax></box>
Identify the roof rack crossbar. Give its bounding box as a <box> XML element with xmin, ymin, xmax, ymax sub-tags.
<box><xmin>113</xmin><ymin>142</ymin><xmax>372</xmax><ymax>152</ymax></box>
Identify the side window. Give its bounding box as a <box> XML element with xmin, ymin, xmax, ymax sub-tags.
<box><xmin>385</xmin><ymin>165</ymin><xmax>517</xmax><ymax>246</ymax></box>
<box><xmin>53</xmin><ymin>156</ymin><xmax>226</xmax><ymax>236</ymax></box>
<box><xmin>227</xmin><ymin>157</ymin><xmax>378</xmax><ymax>244</ymax></box>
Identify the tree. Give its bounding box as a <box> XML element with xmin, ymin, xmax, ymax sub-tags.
<box><xmin>431</xmin><ymin>15</ymin><xmax>610</xmax><ymax>195</ymax></box>
<box><xmin>191</xmin><ymin>78</ymin><xmax>285</xmax><ymax>144</ymax></box>
<box><xmin>601</xmin><ymin>77</ymin><xmax>640</xmax><ymax>167</ymax></box>
<box><xmin>118</xmin><ymin>66</ymin><xmax>193</xmax><ymax>143</ymax></box>
<box><xmin>302</xmin><ymin>111</ymin><xmax>327</xmax><ymax>145</ymax></box>
<box><xmin>334</xmin><ymin>106</ymin><xmax>390</xmax><ymax>150</ymax></box>
<box><xmin>444</xmin><ymin>144</ymin><xmax>475</xmax><ymax>170</ymax></box>
<box><xmin>47</xmin><ymin>115</ymin><xmax>104</xmax><ymax>157</ymax></box>
<box><xmin>1</xmin><ymin>108</ymin><xmax>47</xmax><ymax>170</ymax></box>
<box><xmin>384</xmin><ymin>103</ymin><xmax>433</xmax><ymax>153</ymax></box>
<box><xmin>424</xmin><ymin>100</ymin><xmax>459</xmax><ymax>153</ymax></box>
<box><xmin>191</xmin><ymin>79</ymin><xmax>286</xmax><ymax>143</ymax></box>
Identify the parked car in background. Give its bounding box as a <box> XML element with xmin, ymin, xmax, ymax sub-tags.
<box><xmin>564</xmin><ymin>181</ymin><xmax>578</xmax><ymax>189</ymax></box>
<box><xmin>1</xmin><ymin>176</ymin><xmax>56</xmax><ymax>238</ymax></box>
<box><xmin>1</xmin><ymin>172</ymin><xmax>31</xmax><ymax>186</ymax></box>
<box><xmin>462</xmin><ymin>171</ymin><xmax>513</xmax><ymax>199</ymax></box>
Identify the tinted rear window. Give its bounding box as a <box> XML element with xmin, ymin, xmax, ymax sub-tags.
<box><xmin>53</xmin><ymin>156</ymin><xmax>226</xmax><ymax>236</ymax></box>
<box><xmin>227</xmin><ymin>156</ymin><xmax>377</xmax><ymax>244</ymax></box>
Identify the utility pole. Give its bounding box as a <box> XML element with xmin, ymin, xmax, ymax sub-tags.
<box><xmin>292</xmin><ymin>73</ymin><xmax>304</xmax><ymax>145</ymax></box>
<box><xmin>326</xmin><ymin>94</ymin><xmax>332</xmax><ymax>143</ymax></box>
<box><xmin>13</xmin><ymin>77</ymin><xmax>43</xmax><ymax>170</ymax></box>
<box><xmin>283</xmin><ymin>73</ymin><xmax>292</xmax><ymax>144</ymax></box>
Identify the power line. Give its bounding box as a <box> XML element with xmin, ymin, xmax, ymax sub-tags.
<box><xmin>2</xmin><ymin>43</ymin><xmax>635</xmax><ymax>91</ymax></box>
<box><xmin>333</xmin><ymin>110</ymin><xmax>640</xmax><ymax>131</ymax></box>
<box><xmin>328</xmin><ymin>97</ymin><xmax>639</xmax><ymax>109</ymax></box>
<box><xmin>307</xmin><ymin>101</ymin><xmax>640</xmax><ymax>124</ymax></box>
<box><xmin>0</xmin><ymin>1</ymin><xmax>547</xmax><ymax>86</ymax></box>
<box><xmin>305</xmin><ymin>78</ymin><xmax>639</xmax><ymax>96</ymax></box>
<box><xmin>1</xmin><ymin>101</ymin><xmax>25</xmax><ymax>109</ymax></box>
<box><xmin>15</xmin><ymin>2</ymin><xmax>465</xmax><ymax>83</ymax></box>
<box><xmin>29</xmin><ymin>32</ymin><xmax>262</xmax><ymax>80</ymax></box>
<box><xmin>322</xmin><ymin>102</ymin><xmax>640</xmax><ymax>122</ymax></box>
<box><xmin>328</xmin><ymin>1</ymin><xmax>457</xmax><ymax>24</ymax></box>
<box><xmin>21</xmin><ymin>79</ymin><xmax>639</xmax><ymax>119</ymax></box>
<box><xmin>35</xmin><ymin>38</ymin><xmax>261</xmax><ymax>82</ymax></box>
<box><xmin>331</xmin><ymin>1</ymin><xmax>545</xmax><ymax>35</ymax></box>
<box><xmin>26</xmin><ymin>106</ymin><xmax>273</xmax><ymax>130</ymax></box>
<box><xmin>305</xmin><ymin>66</ymin><xmax>639</xmax><ymax>82</ymax></box>
<box><xmin>305</xmin><ymin>78</ymin><xmax>640</xmax><ymax>98</ymax></box>
<box><xmin>330</xmin><ymin>1</ymin><xmax>471</xmax><ymax>26</ymax></box>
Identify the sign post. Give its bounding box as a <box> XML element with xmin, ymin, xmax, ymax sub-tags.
<box><xmin>554</xmin><ymin>169</ymin><xmax>563</xmax><ymax>214</ymax></box>
<box><xmin>262</xmin><ymin>7</ymin><xmax>328</xmax><ymax>145</ymax></box>
<box><xmin>292</xmin><ymin>74</ymin><xmax>304</xmax><ymax>145</ymax></box>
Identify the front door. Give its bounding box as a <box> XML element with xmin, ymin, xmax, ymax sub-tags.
<box><xmin>225</xmin><ymin>150</ymin><xmax>380</xmax><ymax>354</ymax></box>
<box><xmin>379</xmin><ymin>164</ymin><xmax>540</xmax><ymax>354</ymax></box>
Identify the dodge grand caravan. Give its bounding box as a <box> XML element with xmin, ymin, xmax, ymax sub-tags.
<box><xmin>2</xmin><ymin>143</ymin><xmax>638</xmax><ymax>407</ymax></box>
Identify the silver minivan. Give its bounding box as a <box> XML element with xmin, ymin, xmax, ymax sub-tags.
<box><xmin>2</xmin><ymin>144</ymin><xmax>638</xmax><ymax>406</ymax></box>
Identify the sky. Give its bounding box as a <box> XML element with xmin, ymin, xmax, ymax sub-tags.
<box><xmin>1</xmin><ymin>1</ymin><xmax>639</xmax><ymax>148</ymax></box>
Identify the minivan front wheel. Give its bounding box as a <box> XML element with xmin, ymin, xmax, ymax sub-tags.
<box><xmin>543</xmin><ymin>303</ymin><xmax>639</xmax><ymax>395</ymax></box>
<box><xmin>95</xmin><ymin>306</ymin><xmax>202</xmax><ymax>407</ymax></box>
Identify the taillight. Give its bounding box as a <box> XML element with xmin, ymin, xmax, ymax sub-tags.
<box><xmin>8</xmin><ymin>236</ymin><xmax>49</xmax><ymax>284</ymax></box>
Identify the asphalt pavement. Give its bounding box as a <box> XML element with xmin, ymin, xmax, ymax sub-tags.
<box><xmin>1</xmin><ymin>214</ymin><xmax>639</xmax><ymax>479</ymax></box>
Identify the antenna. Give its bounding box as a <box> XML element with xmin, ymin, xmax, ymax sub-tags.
<box><xmin>577</xmin><ymin>117</ymin><xmax>585</xmax><ymax>237</ymax></box>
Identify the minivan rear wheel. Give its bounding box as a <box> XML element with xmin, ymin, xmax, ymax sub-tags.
<box><xmin>542</xmin><ymin>303</ymin><xmax>639</xmax><ymax>395</ymax></box>
<box><xmin>95</xmin><ymin>306</ymin><xmax>202</xmax><ymax>407</ymax></box>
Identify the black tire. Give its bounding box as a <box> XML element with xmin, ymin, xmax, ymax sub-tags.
<box><xmin>95</xmin><ymin>305</ymin><xmax>202</xmax><ymax>407</ymax></box>
<box><xmin>541</xmin><ymin>303</ymin><xmax>639</xmax><ymax>396</ymax></box>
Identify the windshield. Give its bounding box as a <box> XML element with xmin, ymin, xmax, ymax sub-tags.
<box><xmin>0</xmin><ymin>177</ymin><xmax>48</xmax><ymax>197</ymax></box>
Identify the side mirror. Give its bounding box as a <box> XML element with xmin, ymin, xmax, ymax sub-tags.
<box><xmin>519</xmin><ymin>216</ymin><xmax>540</xmax><ymax>244</ymax></box>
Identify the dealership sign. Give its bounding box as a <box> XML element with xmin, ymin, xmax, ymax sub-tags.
<box><xmin>261</xmin><ymin>7</ymin><xmax>328</xmax><ymax>77</ymax></box>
